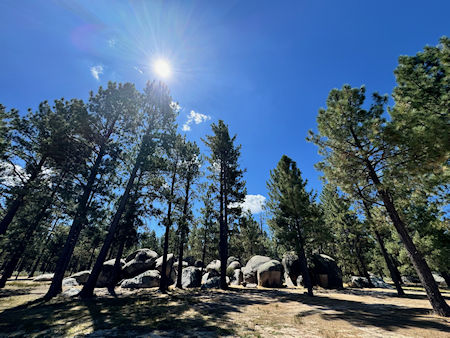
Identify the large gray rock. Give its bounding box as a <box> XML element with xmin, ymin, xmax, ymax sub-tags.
<box><xmin>155</xmin><ymin>253</ymin><xmax>175</xmax><ymax>279</ymax></box>
<box><xmin>33</xmin><ymin>273</ymin><xmax>54</xmax><ymax>282</ymax></box>
<box><xmin>202</xmin><ymin>269</ymin><xmax>220</xmax><ymax>284</ymax></box>
<box><xmin>370</xmin><ymin>275</ymin><xmax>393</xmax><ymax>289</ymax></box>
<box><xmin>433</xmin><ymin>273</ymin><xmax>445</xmax><ymax>286</ymax></box>
<box><xmin>62</xmin><ymin>277</ymin><xmax>79</xmax><ymax>287</ymax></box>
<box><xmin>282</xmin><ymin>251</ymin><xmax>301</xmax><ymax>287</ymax></box>
<box><xmin>350</xmin><ymin>276</ymin><xmax>372</xmax><ymax>288</ymax></box>
<box><xmin>257</xmin><ymin>260</ymin><xmax>283</xmax><ymax>288</ymax></box>
<box><xmin>227</xmin><ymin>256</ymin><xmax>240</xmax><ymax>266</ymax></box>
<box><xmin>125</xmin><ymin>248</ymin><xmax>157</xmax><ymax>262</ymax></box>
<box><xmin>122</xmin><ymin>249</ymin><xmax>158</xmax><ymax>279</ymax></box>
<box><xmin>201</xmin><ymin>276</ymin><xmax>221</xmax><ymax>290</ymax></box>
<box><xmin>181</xmin><ymin>267</ymin><xmax>201</xmax><ymax>288</ymax></box>
<box><xmin>70</xmin><ymin>270</ymin><xmax>91</xmax><ymax>285</ymax></box>
<box><xmin>121</xmin><ymin>270</ymin><xmax>160</xmax><ymax>289</ymax></box>
<box><xmin>231</xmin><ymin>269</ymin><xmax>243</xmax><ymax>286</ymax></box>
<box><xmin>97</xmin><ymin>259</ymin><xmax>125</xmax><ymax>287</ymax></box>
<box><xmin>227</xmin><ymin>261</ymin><xmax>241</xmax><ymax>271</ymax></box>
<box><xmin>242</xmin><ymin>255</ymin><xmax>271</xmax><ymax>284</ymax></box>
<box><xmin>206</xmin><ymin>259</ymin><xmax>221</xmax><ymax>273</ymax></box>
<box><xmin>61</xmin><ymin>288</ymin><xmax>80</xmax><ymax>297</ymax></box>
<box><xmin>311</xmin><ymin>254</ymin><xmax>343</xmax><ymax>289</ymax></box>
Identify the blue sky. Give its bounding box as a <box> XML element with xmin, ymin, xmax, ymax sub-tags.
<box><xmin>1</xmin><ymin>1</ymin><xmax>449</xmax><ymax>220</ymax></box>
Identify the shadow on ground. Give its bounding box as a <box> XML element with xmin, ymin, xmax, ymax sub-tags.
<box><xmin>0</xmin><ymin>286</ymin><xmax>448</xmax><ymax>336</ymax></box>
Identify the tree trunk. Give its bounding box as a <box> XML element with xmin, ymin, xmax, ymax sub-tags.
<box><xmin>160</xmin><ymin>164</ymin><xmax>177</xmax><ymax>293</ymax></box>
<box><xmin>176</xmin><ymin>179</ymin><xmax>191</xmax><ymax>289</ymax></box>
<box><xmin>0</xmin><ymin>194</ymin><xmax>55</xmax><ymax>287</ymax></box>
<box><xmin>200</xmin><ymin>223</ymin><xmax>208</xmax><ymax>276</ymax></box>
<box><xmin>354</xmin><ymin>239</ymin><xmax>375</xmax><ymax>288</ymax></box>
<box><xmin>295</xmin><ymin>223</ymin><xmax>313</xmax><ymax>296</ymax></box>
<box><xmin>374</xmin><ymin>229</ymin><xmax>405</xmax><ymax>295</ymax></box>
<box><xmin>349</xmin><ymin>126</ymin><xmax>449</xmax><ymax>316</ymax></box>
<box><xmin>297</xmin><ymin>243</ymin><xmax>313</xmax><ymax>296</ymax></box>
<box><xmin>45</xmin><ymin>143</ymin><xmax>108</xmax><ymax>300</ymax></box>
<box><xmin>79</xmin><ymin>161</ymin><xmax>140</xmax><ymax>299</ymax></box>
<box><xmin>219</xmin><ymin>163</ymin><xmax>228</xmax><ymax>290</ymax></box>
<box><xmin>107</xmin><ymin>238</ymin><xmax>125</xmax><ymax>296</ymax></box>
<box><xmin>0</xmin><ymin>156</ymin><xmax>47</xmax><ymax>235</ymax></box>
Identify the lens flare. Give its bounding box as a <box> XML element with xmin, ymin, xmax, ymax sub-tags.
<box><xmin>152</xmin><ymin>59</ymin><xmax>171</xmax><ymax>79</ymax></box>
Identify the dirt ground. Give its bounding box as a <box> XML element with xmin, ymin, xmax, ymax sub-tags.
<box><xmin>0</xmin><ymin>279</ymin><xmax>449</xmax><ymax>337</ymax></box>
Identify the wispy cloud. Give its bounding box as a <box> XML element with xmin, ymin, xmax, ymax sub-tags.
<box><xmin>134</xmin><ymin>66</ymin><xmax>143</xmax><ymax>74</ymax></box>
<box><xmin>90</xmin><ymin>65</ymin><xmax>103</xmax><ymax>81</ymax></box>
<box><xmin>182</xmin><ymin>110</ymin><xmax>211</xmax><ymax>131</ymax></box>
<box><xmin>240</xmin><ymin>194</ymin><xmax>266</xmax><ymax>214</ymax></box>
<box><xmin>108</xmin><ymin>39</ymin><xmax>116</xmax><ymax>48</ymax></box>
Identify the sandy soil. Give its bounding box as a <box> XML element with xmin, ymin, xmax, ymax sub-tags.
<box><xmin>0</xmin><ymin>279</ymin><xmax>449</xmax><ymax>337</ymax></box>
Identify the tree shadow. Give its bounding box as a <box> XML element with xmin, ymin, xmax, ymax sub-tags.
<box><xmin>0</xmin><ymin>286</ymin><xmax>448</xmax><ymax>336</ymax></box>
<box><xmin>230</xmin><ymin>287</ymin><xmax>450</xmax><ymax>333</ymax></box>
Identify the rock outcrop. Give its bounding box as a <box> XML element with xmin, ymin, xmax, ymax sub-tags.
<box><xmin>206</xmin><ymin>259</ymin><xmax>221</xmax><ymax>273</ymax></box>
<box><xmin>70</xmin><ymin>270</ymin><xmax>91</xmax><ymax>285</ymax></box>
<box><xmin>122</xmin><ymin>249</ymin><xmax>158</xmax><ymax>279</ymax></box>
<box><xmin>242</xmin><ymin>255</ymin><xmax>271</xmax><ymax>284</ymax></box>
<box><xmin>155</xmin><ymin>253</ymin><xmax>174</xmax><ymax>279</ymax></box>
<box><xmin>311</xmin><ymin>254</ymin><xmax>343</xmax><ymax>289</ymax></box>
<box><xmin>121</xmin><ymin>270</ymin><xmax>160</xmax><ymax>288</ymax></box>
<box><xmin>33</xmin><ymin>273</ymin><xmax>54</xmax><ymax>282</ymax></box>
<box><xmin>257</xmin><ymin>260</ymin><xmax>283</xmax><ymax>288</ymax></box>
<box><xmin>181</xmin><ymin>267</ymin><xmax>201</xmax><ymax>288</ymax></box>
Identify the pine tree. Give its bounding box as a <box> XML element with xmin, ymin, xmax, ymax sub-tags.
<box><xmin>266</xmin><ymin>155</ymin><xmax>317</xmax><ymax>296</ymax></box>
<box><xmin>203</xmin><ymin>120</ymin><xmax>246</xmax><ymax>290</ymax></box>
<box><xmin>308</xmin><ymin>85</ymin><xmax>449</xmax><ymax>316</ymax></box>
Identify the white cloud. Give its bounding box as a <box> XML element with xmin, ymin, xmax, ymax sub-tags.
<box><xmin>182</xmin><ymin>110</ymin><xmax>211</xmax><ymax>132</ymax></box>
<box><xmin>90</xmin><ymin>65</ymin><xmax>103</xmax><ymax>81</ymax></box>
<box><xmin>134</xmin><ymin>66</ymin><xmax>143</xmax><ymax>74</ymax></box>
<box><xmin>240</xmin><ymin>194</ymin><xmax>266</xmax><ymax>214</ymax></box>
<box><xmin>0</xmin><ymin>161</ymin><xmax>28</xmax><ymax>187</ymax></box>
<box><xmin>108</xmin><ymin>39</ymin><xmax>116</xmax><ymax>48</ymax></box>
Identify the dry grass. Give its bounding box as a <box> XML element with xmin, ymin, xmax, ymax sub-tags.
<box><xmin>0</xmin><ymin>279</ymin><xmax>449</xmax><ymax>337</ymax></box>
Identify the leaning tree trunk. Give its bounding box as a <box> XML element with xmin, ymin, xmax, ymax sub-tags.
<box><xmin>374</xmin><ymin>229</ymin><xmax>405</xmax><ymax>295</ymax></box>
<box><xmin>0</xmin><ymin>156</ymin><xmax>47</xmax><ymax>235</ymax></box>
<box><xmin>79</xmin><ymin>162</ymin><xmax>140</xmax><ymax>299</ymax></box>
<box><xmin>45</xmin><ymin>145</ymin><xmax>108</xmax><ymax>300</ymax></box>
<box><xmin>354</xmin><ymin>238</ymin><xmax>375</xmax><ymax>288</ymax></box>
<box><xmin>349</xmin><ymin>127</ymin><xmax>450</xmax><ymax>316</ymax></box>
<box><xmin>107</xmin><ymin>238</ymin><xmax>125</xmax><ymax>296</ymax></box>
<box><xmin>176</xmin><ymin>179</ymin><xmax>191</xmax><ymax>288</ymax></box>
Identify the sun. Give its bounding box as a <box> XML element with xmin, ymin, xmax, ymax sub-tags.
<box><xmin>152</xmin><ymin>59</ymin><xmax>172</xmax><ymax>79</ymax></box>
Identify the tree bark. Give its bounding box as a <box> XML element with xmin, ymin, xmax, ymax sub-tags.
<box><xmin>295</xmin><ymin>222</ymin><xmax>313</xmax><ymax>296</ymax></box>
<box><xmin>176</xmin><ymin>179</ymin><xmax>191</xmax><ymax>288</ymax></box>
<box><xmin>45</xmin><ymin>143</ymin><xmax>108</xmax><ymax>300</ymax></box>
<box><xmin>374</xmin><ymin>229</ymin><xmax>405</xmax><ymax>295</ymax></box>
<box><xmin>107</xmin><ymin>238</ymin><xmax>125</xmax><ymax>296</ymax></box>
<box><xmin>79</xmin><ymin>160</ymin><xmax>140</xmax><ymax>299</ymax></box>
<box><xmin>219</xmin><ymin>162</ymin><xmax>228</xmax><ymax>290</ymax></box>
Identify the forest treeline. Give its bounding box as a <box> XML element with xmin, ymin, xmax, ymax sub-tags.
<box><xmin>0</xmin><ymin>38</ymin><xmax>448</xmax><ymax>315</ymax></box>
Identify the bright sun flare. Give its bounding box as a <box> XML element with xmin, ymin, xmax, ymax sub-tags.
<box><xmin>152</xmin><ymin>59</ymin><xmax>171</xmax><ymax>79</ymax></box>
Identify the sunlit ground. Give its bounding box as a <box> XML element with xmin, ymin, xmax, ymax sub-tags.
<box><xmin>0</xmin><ymin>279</ymin><xmax>449</xmax><ymax>337</ymax></box>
